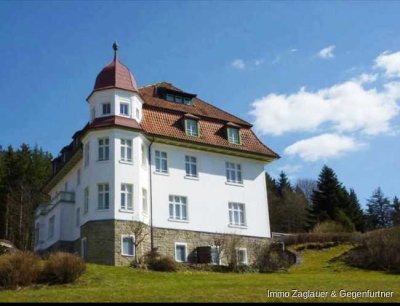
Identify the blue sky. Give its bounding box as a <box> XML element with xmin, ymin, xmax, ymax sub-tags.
<box><xmin>0</xmin><ymin>1</ymin><xmax>399</xmax><ymax>207</ymax></box>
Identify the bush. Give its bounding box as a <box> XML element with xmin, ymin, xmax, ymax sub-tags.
<box><xmin>342</xmin><ymin>226</ymin><xmax>400</xmax><ymax>273</ymax></box>
<box><xmin>254</xmin><ymin>242</ymin><xmax>296</xmax><ymax>273</ymax></box>
<box><xmin>40</xmin><ymin>252</ymin><xmax>86</xmax><ymax>284</ymax></box>
<box><xmin>283</xmin><ymin>232</ymin><xmax>356</xmax><ymax>246</ymax></box>
<box><xmin>313</xmin><ymin>221</ymin><xmax>351</xmax><ymax>234</ymax></box>
<box><xmin>144</xmin><ymin>249</ymin><xmax>177</xmax><ymax>272</ymax></box>
<box><xmin>0</xmin><ymin>251</ymin><xmax>41</xmax><ymax>289</ymax></box>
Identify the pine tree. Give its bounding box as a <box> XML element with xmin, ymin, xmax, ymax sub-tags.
<box><xmin>277</xmin><ymin>171</ymin><xmax>291</xmax><ymax>196</ymax></box>
<box><xmin>392</xmin><ymin>196</ymin><xmax>400</xmax><ymax>226</ymax></box>
<box><xmin>365</xmin><ymin>187</ymin><xmax>392</xmax><ymax>230</ymax></box>
<box><xmin>310</xmin><ymin>165</ymin><xmax>343</xmax><ymax>225</ymax></box>
<box><xmin>346</xmin><ymin>189</ymin><xmax>365</xmax><ymax>232</ymax></box>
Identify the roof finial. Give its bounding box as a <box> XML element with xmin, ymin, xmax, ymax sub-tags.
<box><xmin>112</xmin><ymin>41</ymin><xmax>119</xmax><ymax>60</ymax></box>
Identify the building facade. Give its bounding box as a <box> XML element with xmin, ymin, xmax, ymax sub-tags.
<box><xmin>34</xmin><ymin>44</ymin><xmax>279</xmax><ymax>266</ymax></box>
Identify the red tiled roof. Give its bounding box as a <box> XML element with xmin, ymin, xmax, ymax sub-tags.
<box><xmin>139</xmin><ymin>83</ymin><xmax>252</xmax><ymax>127</ymax></box>
<box><xmin>86</xmin><ymin>115</ymin><xmax>142</xmax><ymax>131</ymax></box>
<box><xmin>87</xmin><ymin>56</ymin><xmax>138</xmax><ymax>100</ymax></box>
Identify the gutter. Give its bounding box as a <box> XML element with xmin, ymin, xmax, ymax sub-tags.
<box><xmin>148</xmin><ymin>137</ymin><xmax>155</xmax><ymax>251</ymax></box>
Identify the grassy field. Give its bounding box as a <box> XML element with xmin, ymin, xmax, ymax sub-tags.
<box><xmin>0</xmin><ymin>244</ymin><xmax>398</xmax><ymax>302</ymax></box>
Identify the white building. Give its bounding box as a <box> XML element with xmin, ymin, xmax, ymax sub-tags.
<box><xmin>34</xmin><ymin>43</ymin><xmax>279</xmax><ymax>266</ymax></box>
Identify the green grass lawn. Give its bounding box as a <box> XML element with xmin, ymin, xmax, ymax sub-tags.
<box><xmin>0</xmin><ymin>244</ymin><xmax>398</xmax><ymax>302</ymax></box>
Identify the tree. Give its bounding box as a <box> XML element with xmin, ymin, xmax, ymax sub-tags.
<box><xmin>131</xmin><ymin>222</ymin><xmax>149</xmax><ymax>264</ymax></box>
<box><xmin>296</xmin><ymin>179</ymin><xmax>317</xmax><ymax>204</ymax></box>
<box><xmin>310</xmin><ymin>165</ymin><xmax>343</xmax><ymax>225</ymax></box>
<box><xmin>346</xmin><ymin>189</ymin><xmax>365</xmax><ymax>232</ymax></box>
<box><xmin>391</xmin><ymin>196</ymin><xmax>400</xmax><ymax>226</ymax></box>
<box><xmin>277</xmin><ymin>171</ymin><xmax>291</xmax><ymax>196</ymax></box>
<box><xmin>365</xmin><ymin>188</ymin><xmax>392</xmax><ymax>230</ymax></box>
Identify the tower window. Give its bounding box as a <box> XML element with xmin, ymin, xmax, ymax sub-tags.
<box><xmin>120</xmin><ymin>103</ymin><xmax>129</xmax><ymax>116</ymax></box>
<box><xmin>102</xmin><ymin>103</ymin><xmax>111</xmax><ymax>115</ymax></box>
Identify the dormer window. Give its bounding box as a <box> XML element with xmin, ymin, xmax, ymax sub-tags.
<box><xmin>120</xmin><ymin>103</ymin><xmax>129</xmax><ymax>116</ymax></box>
<box><xmin>102</xmin><ymin>103</ymin><xmax>111</xmax><ymax>115</ymax></box>
<box><xmin>185</xmin><ymin>119</ymin><xmax>199</xmax><ymax>137</ymax></box>
<box><xmin>166</xmin><ymin>93</ymin><xmax>174</xmax><ymax>102</ymax></box>
<box><xmin>227</xmin><ymin>127</ymin><xmax>241</xmax><ymax>145</ymax></box>
<box><xmin>158</xmin><ymin>87</ymin><xmax>196</xmax><ymax>105</ymax></box>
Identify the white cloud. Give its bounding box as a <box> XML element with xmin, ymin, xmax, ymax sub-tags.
<box><xmin>278</xmin><ymin>164</ymin><xmax>302</xmax><ymax>175</ymax></box>
<box><xmin>284</xmin><ymin>134</ymin><xmax>364</xmax><ymax>161</ymax></box>
<box><xmin>250</xmin><ymin>79</ymin><xmax>400</xmax><ymax>136</ymax></box>
<box><xmin>254</xmin><ymin>59</ymin><xmax>265</xmax><ymax>66</ymax></box>
<box><xmin>231</xmin><ymin>59</ymin><xmax>245</xmax><ymax>70</ymax></box>
<box><xmin>290</xmin><ymin>48</ymin><xmax>298</xmax><ymax>52</ymax></box>
<box><xmin>352</xmin><ymin>73</ymin><xmax>378</xmax><ymax>84</ymax></box>
<box><xmin>375</xmin><ymin>51</ymin><xmax>400</xmax><ymax>78</ymax></box>
<box><xmin>318</xmin><ymin>45</ymin><xmax>335</xmax><ymax>59</ymax></box>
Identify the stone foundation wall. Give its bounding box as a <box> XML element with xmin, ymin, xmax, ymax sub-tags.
<box><xmin>81</xmin><ymin>220</ymin><xmax>115</xmax><ymax>265</ymax></box>
<box><xmin>152</xmin><ymin>227</ymin><xmax>269</xmax><ymax>265</ymax></box>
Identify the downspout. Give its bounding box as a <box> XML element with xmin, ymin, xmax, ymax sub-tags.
<box><xmin>148</xmin><ymin>137</ymin><xmax>155</xmax><ymax>251</ymax></box>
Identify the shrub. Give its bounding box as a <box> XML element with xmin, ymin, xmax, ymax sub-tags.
<box><xmin>144</xmin><ymin>249</ymin><xmax>177</xmax><ymax>272</ymax></box>
<box><xmin>312</xmin><ymin>221</ymin><xmax>351</xmax><ymax>234</ymax></box>
<box><xmin>254</xmin><ymin>242</ymin><xmax>296</xmax><ymax>273</ymax></box>
<box><xmin>342</xmin><ymin>226</ymin><xmax>400</xmax><ymax>273</ymax></box>
<box><xmin>283</xmin><ymin>232</ymin><xmax>356</xmax><ymax>246</ymax></box>
<box><xmin>294</xmin><ymin>241</ymin><xmax>339</xmax><ymax>251</ymax></box>
<box><xmin>40</xmin><ymin>252</ymin><xmax>86</xmax><ymax>284</ymax></box>
<box><xmin>0</xmin><ymin>251</ymin><xmax>41</xmax><ymax>289</ymax></box>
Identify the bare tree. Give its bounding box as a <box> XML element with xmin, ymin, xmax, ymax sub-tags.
<box><xmin>296</xmin><ymin>179</ymin><xmax>318</xmax><ymax>204</ymax></box>
<box><xmin>131</xmin><ymin>222</ymin><xmax>150</xmax><ymax>264</ymax></box>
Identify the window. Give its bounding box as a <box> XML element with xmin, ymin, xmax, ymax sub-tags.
<box><xmin>84</xmin><ymin>187</ymin><xmax>89</xmax><ymax>214</ymax></box>
<box><xmin>175</xmin><ymin>96</ymin><xmax>183</xmax><ymax>103</ymax></box>
<box><xmin>64</xmin><ymin>181</ymin><xmax>68</xmax><ymax>192</ymax></box>
<box><xmin>120</xmin><ymin>103</ymin><xmax>129</xmax><ymax>116</ymax></box>
<box><xmin>165</xmin><ymin>93</ymin><xmax>192</xmax><ymax>105</ymax></box>
<box><xmin>185</xmin><ymin>119</ymin><xmax>199</xmax><ymax>137</ymax></box>
<box><xmin>141</xmin><ymin>144</ymin><xmax>147</xmax><ymax>167</ymax></box>
<box><xmin>102</xmin><ymin>103</ymin><xmax>111</xmax><ymax>115</ymax></box>
<box><xmin>98</xmin><ymin>183</ymin><xmax>110</xmax><ymax>210</ymax></box>
<box><xmin>226</xmin><ymin>162</ymin><xmax>242</xmax><ymax>184</ymax></box>
<box><xmin>48</xmin><ymin>216</ymin><xmax>55</xmax><ymax>239</ymax></box>
<box><xmin>121</xmin><ymin>184</ymin><xmax>133</xmax><ymax>211</ymax></box>
<box><xmin>227</xmin><ymin>127</ymin><xmax>241</xmax><ymax>144</ymax></box>
<box><xmin>211</xmin><ymin>246</ymin><xmax>220</xmax><ymax>265</ymax></box>
<box><xmin>169</xmin><ymin>195</ymin><xmax>187</xmax><ymax>221</ymax></box>
<box><xmin>166</xmin><ymin>93</ymin><xmax>174</xmax><ymax>102</ymax></box>
<box><xmin>120</xmin><ymin>139</ymin><xmax>132</xmax><ymax>162</ymax></box>
<box><xmin>84</xmin><ymin>142</ymin><xmax>90</xmax><ymax>167</ymax></box>
<box><xmin>98</xmin><ymin>138</ymin><xmax>110</xmax><ymax>161</ymax></box>
<box><xmin>155</xmin><ymin>150</ymin><xmax>168</xmax><ymax>173</ymax></box>
<box><xmin>183</xmin><ymin>97</ymin><xmax>192</xmax><ymax>105</ymax></box>
<box><xmin>77</xmin><ymin>169</ymin><xmax>81</xmax><ymax>186</ymax></box>
<box><xmin>76</xmin><ymin>207</ymin><xmax>80</xmax><ymax>227</ymax></box>
<box><xmin>185</xmin><ymin>156</ymin><xmax>198</xmax><ymax>177</ymax></box>
<box><xmin>229</xmin><ymin>202</ymin><xmax>246</xmax><ymax>227</ymax></box>
<box><xmin>135</xmin><ymin>108</ymin><xmax>140</xmax><ymax>120</ymax></box>
<box><xmin>81</xmin><ymin>237</ymin><xmax>87</xmax><ymax>260</ymax></box>
<box><xmin>142</xmin><ymin>188</ymin><xmax>148</xmax><ymax>215</ymax></box>
<box><xmin>35</xmin><ymin>223</ymin><xmax>40</xmax><ymax>245</ymax></box>
<box><xmin>175</xmin><ymin>243</ymin><xmax>187</xmax><ymax>262</ymax></box>
<box><xmin>121</xmin><ymin>235</ymin><xmax>135</xmax><ymax>256</ymax></box>
<box><xmin>236</xmin><ymin>248</ymin><xmax>248</xmax><ymax>265</ymax></box>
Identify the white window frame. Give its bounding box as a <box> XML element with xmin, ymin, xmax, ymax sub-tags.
<box><xmin>120</xmin><ymin>139</ymin><xmax>133</xmax><ymax>163</ymax></box>
<box><xmin>211</xmin><ymin>246</ymin><xmax>222</xmax><ymax>265</ymax></box>
<box><xmin>185</xmin><ymin>119</ymin><xmax>199</xmax><ymax>137</ymax></box>
<box><xmin>102</xmin><ymin>103</ymin><xmax>111</xmax><ymax>115</ymax></box>
<box><xmin>229</xmin><ymin>202</ymin><xmax>246</xmax><ymax>227</ymax></box>
<box><xmin>141</xmin><ymin>144</ymin><xmax>147</xmax><ymax>168</ymax></box>
<box><xmin>175</xmin><ymin>242</ymin><xmax>188</xmax><ymax>262</ymax></box>
<box><xmin>76</xmin><ymin>207</ymin><xmax>80</xmax><ymax>227</ymax></box>
<box><xmin>142</xmin><ymin>188</ymin><xmax>148</xmax><ymax>215</ymax></box>
<box><xmin>48</xmin><ymin>215</ymin><xmax>55</xmax><ymax>239</ymax></box>
<box><xmin>77</xmin><ymin>168</ymin><xmax>81</xmax><ymax>186</ymax></box>
<box><xmin>121</xmin><ymin>235</ymin><xmax>135</xmax><ymax>257</ymax></box>
<box><xmin>121</xmin><ymin>183</ymin><xmax>133</xmax><ymax>211</ymax></box>
<box><xmin>155</xmin><ymin>150</ymin><xmax>168</xmax><ymax>174</ymax></box>
<box><xmin>81</xmin><ymin>237</ymin><xmax>87</xmax><ymax>260</ymax></box>
<box><xmin>226</xmin><ymin>162</ymin><xmax>243</xmax><ymax>184</ymax></box>
<box><xmin>169</xmin><ymin>195</ymin><xmax>188</xmax><ymax>221</ymax></box>
<box><xmin>84</xmin><ymin>187</ymin><xmax>89</xmax><ymax>214</ymax></box>
<box><xmin>236</xmin><ymin>248</ymin><xmax>248</xmax><ymax>265</ymax></box>
<box><xmin>120</xmin><ymin>102</ymin><xmax>130</xmax><ymax>116</ymax></box>
<box><xmin>98</xmin><ymin>137</ymin><xmax>110</xmax><ymax>161</ymax></box>
<box><xmin>84</xmin><ymin>142</ymin><xmax>90</xmax><ymax>167</ymax></box>
<box><xmin>227</xmin><ymin>127</ymin><xmax>241</xmax><ymax>145</ymax></box>
<box><xmin>185</xmin><ymin>155</ymin><xmax>198</xmax><ymax>178</ymax></box>
<box><xmin>97</xmin><ymin>183</ymin><xmax>110</xmax><ymax>210</ymax></box>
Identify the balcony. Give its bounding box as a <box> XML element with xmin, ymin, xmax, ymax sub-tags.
<box><xmin>36</xmin><ymin>191</ymin><xmax>75</xmax><ymax>216</ymax></box>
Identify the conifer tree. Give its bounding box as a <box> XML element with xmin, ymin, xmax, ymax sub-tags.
<box><xmin>391</xmin><ymin>196</ymin><xmax>400</xmax><ymax>226</ymax></box>
<box><xmin>365</xmin><ymin>187</ymin><xmax>392</xmax><ymax>230</ymax></box>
